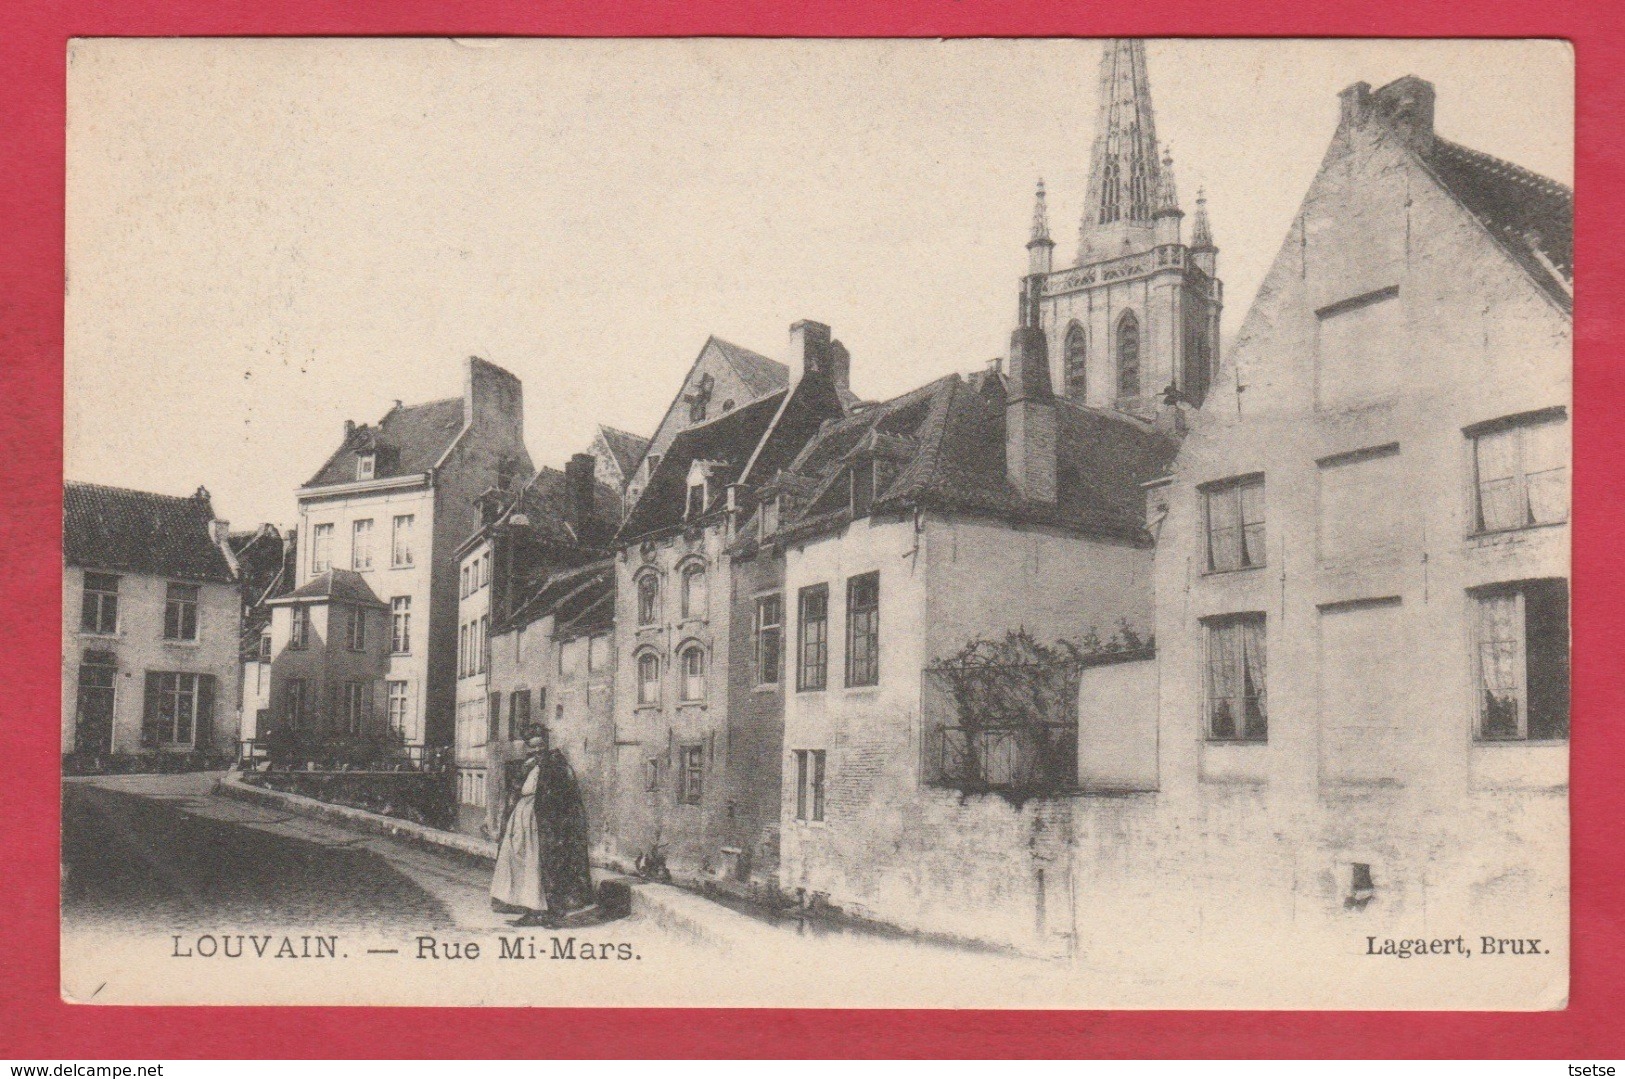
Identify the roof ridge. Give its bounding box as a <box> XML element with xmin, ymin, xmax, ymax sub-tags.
<box><xmin>66</xmin><ymin>480</ymin><xmax>210</xmax><ymax>506</ymax></box>
<box><xmin>1431</xmin><ymin>136</ymin><xmax>1573</xmax><ymax>200</ymax></box>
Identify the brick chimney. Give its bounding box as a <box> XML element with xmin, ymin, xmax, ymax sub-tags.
<box><xmin>788</xmin><ymin>320</ymin><xmax>851</xmax><ymax>402</ymax></box>
<box><xmin>1006</xmin><ymin>324</ymin><xmax>1057</xmax><ymax>505</ymax></box>
<box><xmin>566</xmin><ymin>452</ymin><xmax>596</xmax><ymax>530</ymax></box>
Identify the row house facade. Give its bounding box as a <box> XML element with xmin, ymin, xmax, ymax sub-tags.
<box><xmin>483</xmin><ymin>561</ymin><xmax>618</xmax><ymax>850</ymax></box>
<box><xmin>263</xmin><ymin>356</ymin><xmax>531</xmax><ymax>756</ymax></box>
<box><xmin>608</xmin><ymin>324</ymin><xmax>850</xmax><ymax>885</ymax></box>
<box><xmin>452</xmin><ymin>450</ymin><xmax>622</xmax><ymax>834</ymax></box>
<box><xmin>1063</xmin><ymin>75</ymin><xmax>1573</xmax><ymax>1001</ymax></box>
<box><xmin>62</xmin><ymin>483</ymin><xmax>242</xmax><ymax>761</ymax></box>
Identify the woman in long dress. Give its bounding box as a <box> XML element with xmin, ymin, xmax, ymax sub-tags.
<box><xmin>490</xmin><ymin>736</ymin><xmax>549</xmax><ymax>926</ymax></box>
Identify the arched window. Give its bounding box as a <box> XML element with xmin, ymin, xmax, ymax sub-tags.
<box><xmin>1117</xmin><ymin>312</ymin><xmax>1141</xmax><ymax>401</ymax></box>
<box><xmin>636</xmin><ymin>572</ymin><xmax>660</xmax><ymax>627</ymax></box>
<box><xmin>636</xmin><ymin>651</ymin><xmax>661</xmax><ymax>706</ymax></box>
<box><xmin>678</xmin><ymin>644</ymin><xmax>707</xmax><ymax>702</ymax></box>
<box><xmin>680</xmin><ymin>563</ymin><xmax>707</xmax><ymax>620</ymax></box>
<box><xmin>1064</xmin><ymin>321</ymin><xmax>1087</xmax><ymax>399</ymax></box>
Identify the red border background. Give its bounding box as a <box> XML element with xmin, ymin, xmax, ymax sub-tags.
<box><xmin>3</xmin><ymin>0</ymin><xmax>1621</xmax><ymax>1059</ymax></box>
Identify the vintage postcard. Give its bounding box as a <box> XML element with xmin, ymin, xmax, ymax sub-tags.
<box><xmin>61</xmin><ymin>37</ymin><xmax>1572</xmax><ymax>1009</ymax></box>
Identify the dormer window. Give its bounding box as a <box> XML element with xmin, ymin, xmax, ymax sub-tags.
<box><xmin>684</xmin><ymin>460</ymin><xmax>713</xmax><ymax>520</ymax></box>
<box><xmin>761</xmin><ymin>496</ymin><xmax>780</xmax><ymax>538</ymax></box>
<box><xmin>357</xmin><ymin>453</ymin><xmax>376</xmax><ymax>481</ymax></box>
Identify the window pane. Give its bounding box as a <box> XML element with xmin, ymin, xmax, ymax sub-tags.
<box><xmin>1522</xmin><ymin>422</ymin><xmax>1568</xmax><ymax>526</ymax></box>
<box><xmin>1207</xmin><ymin>489</ymin><xmax>1240</xmax><ymax>571</ymax></box>
<box><xmin>1475</xmin><ymin>430</ymin><xmax>1522</xmax><ymax>531</ymax></box>
<box><xmin>1476</xmin><ymin>592</ymin><xmax>1522</xmax><ymax>739</ymax></box>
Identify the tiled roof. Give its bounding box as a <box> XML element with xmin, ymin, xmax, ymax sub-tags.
<box><xmin>1424</xmin><ymin>137</ymin><xmax>1573</xmax><ymax>310</ymax></box>
<box><xmin>269</xmin><ymin>569</ymin><xmax>388</xmax><ymax>609</ymax></box>
<box><xmin>709</xmin><ymin>337</ymin><xmax>789</xmax><ymax>398</ymax></box>
<box><xmin>773</xmin><ymin>375</ymin><xmax>1177</xmax><ymax>546</ymax></box>
<box><xmin>504</xmin><ymin>465</ymin><xmax>623</xmax><ymax>552</ymax></box>
<box><xmin>64</xmin><ymin>482</ymin><xmax>235</xmax><ymax>584</ymax></box>
<box><xmin>303</xmin><ymin>397</ymin><xmax>466</xmax><ymax>489</ymax></box>
<box><xmin>597</xmin><ymin>425</ymin><xmax>651</xmax><ymax>479</ymax></box>
<box><xmin>617</xmin><ymin>391</ymin><xmax>787</xmax><ymax>543</ymax></box>
<box><xmin>507</xmin><ymin>559</ymin><xmax>614</xmax><ymax>634</ymax></box>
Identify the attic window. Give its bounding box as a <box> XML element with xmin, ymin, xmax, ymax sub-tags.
<box><xmin>357</xmin><ymin>453</ymin><xmax>376</xmax><ymax>481</ymax></box>
<box><xmin>687</xmin><ymin>481</ymin><xmax>707</xmax><ymax>519</ymax></box>
<box><xmin>761</xmin><ymin>496</ymin><xmax>780</xmax><ymax>538</ymax></box>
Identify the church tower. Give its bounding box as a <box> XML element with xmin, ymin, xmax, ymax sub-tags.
<box><xmin>1016</xmin><ymin>38</ymin><xmax>1223</xmax><ymax>415</ymax></box>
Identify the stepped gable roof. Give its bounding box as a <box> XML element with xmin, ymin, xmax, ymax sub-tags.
<box><xmin>708</xmin><ymin>337</ymin><xmax>789</xmax><ymax>398</ymax></box>
<box><xmin>597</xmin><ymin>425</ymin><xmax>652</xmax><ymax>478</ymax></box>
<box><xmin>269</xmin><ymin>569</ymin><xmax>388</xmax><ymax>609</ymax></box>
<box><xmin>304</xmin><ymin>397</ymin><xmax>465</xmax><ymax>489</ymax></box>
<box><xmin>617</xmin><ymin>390</ymin><xmax>787</xmax><ymax>543</ymax></box>
<box><xmin>775</xmin><ymin>373</ymin><xmax>1177</xmax><ymax>545</ymax></box>
<box><xmin>64</xmin><ymin>482</ymin><xmax>235</xmax><ymax>584</ymax></box>
<box><xmin>1423</xmin><ymin>136</ymin><xmax>1573</xmax><ymax>310</ymax></box>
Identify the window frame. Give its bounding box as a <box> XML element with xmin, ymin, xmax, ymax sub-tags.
<box><xmin>755</xmin><ymin>592</ymin><xmax>784</xmax><ymax>687</ymax></box>
<box><xmin>1064</xmin><ymin>320</ymin><xmax>1087</xmax><ymax>399</ymax></box>
<box><xmin>310</xmin><ymin>522</ymin><xmax>334</xmax><ymax>575</ymax></box>
<box><xmin>162</xmin><ymin>582</ymin><xmax>200</xmax><ymax>642</ymax></box>
<box><xmin>289</xmin><ymin>604</ymin><xmax>309</xmax><ymax>650</ymax></box>
<box><xmin>679</xmin><ymin>561</ymin><xmax>707</xmax><ymax>621</ymax></box>
<box><xmin>389</xmin><ymin>596</ymin><xmax>411</xmax><ymax>654</ymax></box>
<box><xmin>285</xmin><ymin>677</ymin><xmax>311</xmax><ymax>730</ymax></box>
<box><xmin>81</xmin><ymin>571</ymin><xmax>120</xmax><ymax>635</ymax></box>
<box><xmin>794</xmin><ymin>749</ymin><xmax>827</xmax><ymax>822</ymax></box>
<box><xmin>677</xmin><ymin>642</ymin><xmax>707</xmax><ymax>703</ymax></box>
<box><xmin>340</xmin><ymin>681</ymin><xmax>370</xmax><ymax>735</ymax></box>
<box><xmin>1467</xmin><ymin>409</ymin><xmax>1569</xmax><ymax>536</ymax></box>
<box><xmin>386</xmin><ymin>680</ymin><xmax>409</xmax><ymax>736</ymax></box>
<box><xmin>1116</xmin><ymin>310</ymin><xmax>1141</xmax><ymax>401</ymax></box>
<box><xmin>345</xmin><ymin>605</ymin><xmax>367</xmax><ymax>651</ymax></box>
<box><xmin>845</xmin><ymin>571</ymin><xmax>881</xmax><ymax>688</ymax></box>
<box><xmin>391</xmin><ymin>514</ymin><xmax>415</xmax><ymax>567</ymax></box>
<box><xmin>1203</xmin><ymin>612</ymin><xmax>1269</xmax><ymax>743</ymax></box>
<box><xmin>1471</xmin><ymin>579</ymin><xmax>1570</xmax><ymax>743</ymax></box>
<box><xmin>635</xmin><ymin>649</ymin><xmax>661</xmax><ymax>707</ymax></box>
<box><xmin>153</xmin><ymin>671</ymin><xmax>202</xmax><ymax>746</ymax></box>
<box><xmin>351</xmin><ymin>518</ymin><xmax>374</xmax><ymax>570</ymax></box>
<box><xmin>797</xmin><ymin>583</ymin><xmax>830</xmax><ymax>692</ymax></box>
<box><xmin>677</xmin><ymin>743</ymin><xmax>704</xmax><ymax>805</ymax></box>
<box><xmin>1202</xmin><ymin>474</ymin><xmax>1267</xmax><ymax>573</ymax></box>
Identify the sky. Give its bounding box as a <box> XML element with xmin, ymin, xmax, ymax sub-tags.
<box><xmin>65</xmin><ymin>38</ymin><xmax>1573</xmax><ymax>530</ymax></box>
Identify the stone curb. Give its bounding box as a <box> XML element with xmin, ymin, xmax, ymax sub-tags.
<box><xmin>216</xmin><ymin>770</ymin><xmax>498</xmax><ymax>869</ymax></box>
<box><xmin>215</xmin><ymin>771</ymin><xmax>774</xmax><ymax>951</ymax></box>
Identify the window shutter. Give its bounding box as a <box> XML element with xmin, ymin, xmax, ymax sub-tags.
<box><xmin>141</xmin><ymin>673</ymin><xmax>161</xmax><ymax>748</ymax></box>
<box><xmin>195</xmin><ymin>675</ymin><xmax>216</xmax><ymax>750</ymax></box>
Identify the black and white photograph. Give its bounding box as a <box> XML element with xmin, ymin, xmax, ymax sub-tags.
<box><xmin>61</xmin><ymin>36</ymin><xmax>1572</xmax><ymax>1008</ymax></box>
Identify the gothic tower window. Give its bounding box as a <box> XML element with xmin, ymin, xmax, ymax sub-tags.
<box><xmin>1064</xmin><ymin>322</ymin><xmax>1088</xmax><ymax>399</ymax></box>
<box><xmin>1184</xmin><ymin>323</ymin><xmax>1212</xmax><ymax>407</ymax></box>
<box><xmin>1117</xmin><ymin>311</ymin><xmax>1141</xmax><ymax>401</ymax></box>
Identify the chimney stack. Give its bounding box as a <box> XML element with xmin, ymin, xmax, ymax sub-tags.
<box><xmin>566</xmin><ymin>452</ymin><xmax>597</xmax><ymax>528</ymax></box>
<box><xmin>1370</xmin><ymin>76</ymin><xmax>1436</xmax><ymax>153</ymax></box>
<box><xmin>788</xmin><ymin>320</ymin><xmax>851</xmax><ymax>402</ymax></box>
<box><xmin>1005</xmin><ymin>325</ymin><xmax>1057</xmax><ymax>505</ymax></box>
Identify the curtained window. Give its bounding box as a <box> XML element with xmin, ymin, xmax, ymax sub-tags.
<box><xmin>1472</xmin><ymin>416</ymin><xmax>1568</xmax><ymax>533</ymax></box>
<box><xmin>1204</xmin><ymin>476</ymin><xmax>1265</xmax><ymax>572</ymax></box>
<box><xmin>1475</xmin><ymin>580</ymin><xmax>1569</xmax><ymax>741</ymax></box>
<box><xmin>1205</xmin><ymin>614</ymin><xmax>1268</xmax><ymax>741</ymax></box>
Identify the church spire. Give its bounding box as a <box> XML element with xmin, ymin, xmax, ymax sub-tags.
<box><xmin>1027</xmin><ymin>179</ymin><xmax>1055</xmax><ymax>276</ymax></box>
<box><xmin>1191</xmin><ymin>186</ymin><xmax>1215</xmax><ymax>250</ymax></box>
<box><xmin>1154</xmin><ymin>145</ymin><xmax>1179</xmax><ymax>216</ymax></box>
<box><xmin>1078</xmin><ymin>38</ymin><xmax>1165</xmax><ymax>264</ymax></box>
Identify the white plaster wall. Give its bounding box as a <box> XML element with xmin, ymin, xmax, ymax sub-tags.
<box><xmin>62</xmin><ymin>567</ymin><xmax>241</xmax><ymax>755</ymax></box>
